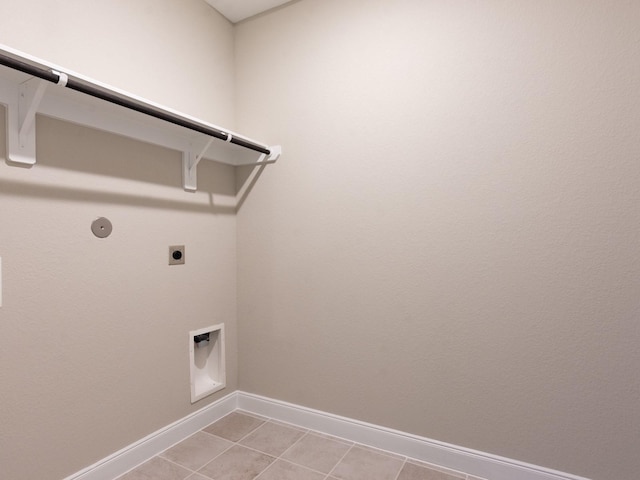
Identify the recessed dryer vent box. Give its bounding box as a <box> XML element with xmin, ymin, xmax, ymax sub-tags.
<box><xmin>189</xmin><ymin>324</ymin><xmax>225</xmax><ymax>403</ymax></box>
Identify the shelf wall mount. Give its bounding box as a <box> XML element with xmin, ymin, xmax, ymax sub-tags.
<box><xmin>0</xmin><ymin>44</ymin><xmax>281</xmax><ymax>192</ymax></box>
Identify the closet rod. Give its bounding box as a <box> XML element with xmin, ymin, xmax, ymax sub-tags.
<box><xmin>0</xmin><ymin>52</ymin><xmax>271</xmax><ymax>155</ymax></box>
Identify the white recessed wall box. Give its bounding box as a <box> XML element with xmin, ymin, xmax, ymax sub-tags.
<box><xmin>189</xmin><ymin>324</ymin><xmax>226</xmax><ymax>403</ymax></box>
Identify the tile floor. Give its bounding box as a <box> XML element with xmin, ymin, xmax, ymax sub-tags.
<box><xmin>117</xmin><ymin>411</ymin><xmax>486</xmax><ymax>480</ymax></box>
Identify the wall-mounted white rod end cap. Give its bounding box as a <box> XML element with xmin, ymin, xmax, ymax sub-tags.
<box><xmin>268</xmin><ymin>145</ymin><xmax>282</xmax><ymax>162</ymax></box>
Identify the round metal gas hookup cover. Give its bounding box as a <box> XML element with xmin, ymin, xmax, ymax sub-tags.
<box><xmin>91</xmin><ymin>217</ymin><xmax>113</xmax><ymax>238</ymax></box>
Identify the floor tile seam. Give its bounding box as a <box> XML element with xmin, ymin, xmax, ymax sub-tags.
<box><xmin>392</xmin><ymin>458</ymin><xmax>408</xmax><ymax>480</ymax></box>
<box><xmin>243</xmin><ymin>448</ymin><xmax>282</xmax><ymax>480</ymax></box>
<box><xmin>197</xmin><ymin>440</ymin><xmax>237</xmax><ymax>472</ymax></box>
<box><xmin>255</xmin><ymin>457</ymin><xmax>336</xmax><ymax>480</ymax></box>
<box><xmin>230</xmin><ymin>441</ymin><xmax>279</xmax><ymax>461</ymax></box>
<box><xmin>275</xmin><ymin>422</ymin><xmax>355</xmax><ymax>448</ymax></box>
<box><xmin>189</xmin><ymin>441</ymin><xmax>247</xmax><ymax>477</ymax></box>
<box><xmin>198</xmin><ymin>428</ymin><xmax>238</xmax><ymax>444</ymax></box>
<box><xmin>194</xmin><ymin>444</ymin><xmax>272</xmax><ymax>480</ymax></box>
<box><xmin>252</xmin><ymin>462</ymin><xmax>272</xmax><ymax>480</ymax></box>
<box><xmin>277</xmin><ymin>455</ymin><xmax>340</xmax><ymax>477</ymax></box>
<box><xmin>217</xmin><ymin>410</ymin><xmax>471</xmax><ymax>480</ymax></box>
<box><xmin>237</xmin><ymin>439</ymin><xmax>339</xmax><ymax>475</ymax></box>
<box><xmin>406</xmin><ymin>457</ymin><xmax>468</xmax><ymax>479</ymax></box>
<box><xmin>244</xmin><ymin>424</ymin><xmax>353</xmax><ymax>477</ymax></box>
<box><xmin>233</xmin><ymin>409</ymin><xmax>354</xmax><ymax>449</ymax></box>
<box><xmin>325</xmin><ymin>443</ymin><xmax>356</xmax><ymax>478</ymax></box>
<box><xmin>165</xmin><ymin>427</ymin><xmax>236</xmax><ymax>475</ymax></box>
<box><xmin>229</xmin><ymin>418</ymin><xmax>269</xmax><ymax>444</ymax></box>
<box><xmin>197</xmin><ymin>420</ymin><xmax>280</xmax><ymax>466</ymax></box>
<box><xmin>236</xmin><ymin>419</ymin><xmax>308</xmax><ymax>454</ymax></box>
<box><xmin>185</xmin><ymin>475</ymin><xmax>203</xmax><ymax>480</ymax></box>
<box><xmin>187</xmin><ymin>472</ymin><xmax>213</xmax><ymax>480</ymax></box>
<box><xmin>243</xmin><ymin>428</ymin><xmax>361</xmax><ymax>477</ymax></box>
<box><xmin>304</xmin><ymin>430</ymin><xmax>355</xmax><ymax>447</ymax></box>
<box><xmin>234</xmin><ymin>409</ymin><xmax>270</xmax><ymax>421</ymax></box>
<box><xmin>198</xmin><ymin>425</ymin><xmax>261</xmax><ymax>451</ymax></box>
<box><xmin>275</xmin><ymin>429</ymin><xmax>311</xmax><ymax>461</ymax></box>
<box><xmin>351</xmin><ymin>442</ymin><xmax>408</xmax><ymax>462</ymax></box>
<box><xmin>264</xmin><ymin>417</ymin><xmax>311</xmax><ymax>433</ymax></box>
<box><xmin>252</xmin><ymin>414</ymin><xmax>402</xmax><ymax>461</ymax></box>
<box><xmin>156</xmin><ymin>455</ymin><xmax>200</xmax><ymax>477</ymax></box>
<box><xmin>155</xmin><ymin>428</ymin><xmax>234</xmax><ymax>472</ymax></box>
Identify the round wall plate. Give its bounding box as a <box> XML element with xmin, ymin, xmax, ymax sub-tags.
<box><xmin>91</xmin><ymin>217</ymin><xmax>112</xmax><ymax>238</ymax></box>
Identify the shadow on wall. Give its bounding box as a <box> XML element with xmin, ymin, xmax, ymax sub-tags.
<box><xmin>0</xmin><ymin>177</ymin><xmax>238</xmax><ymax>215</ymax></box>
<box><xmin>0</xmin><ymin>111</ymin><xmax>267</xmax><ymax>213</ymax></box>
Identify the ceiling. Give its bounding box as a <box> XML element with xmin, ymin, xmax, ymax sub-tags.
<box><xmin>204</xmin><ymin>0</ymin><xmax>292</xmax><ymax>23</ymax></box>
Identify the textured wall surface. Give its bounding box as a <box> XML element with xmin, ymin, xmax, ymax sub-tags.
<box><xmin>0</xmin><ymin>0</ymin><xmax>235</xmax><ymax>124</ymax></box>
<box><xmin>0</xmin><ymin>1</ymin><xmax>238</xmax><ymax>478</ymax></box>
<box><xmin>235</xmin><ymin>2</ymin><xmax>640</xmax><ymax>480</ymax></box>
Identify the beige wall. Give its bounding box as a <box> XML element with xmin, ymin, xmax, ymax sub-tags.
<box><xmin>1</xmin><ymin>1</ymin><xmax>639</xmax><ymax>479</ymax></box>
<box><xmin>0</xmin><ymin>0</ymin><xmax>235</xmax><ymax>124</ymax></box>
<box><xmin>0</xmin><ymin>1</ymin><xmax>238</xmax><ymax>479</ymax></box>
<box><xmin>235</xmin><ymin>2</ymin><xmax>640</xmax><ymax>480</ymax></box>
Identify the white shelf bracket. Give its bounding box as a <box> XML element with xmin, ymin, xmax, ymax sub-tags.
<box><xmin>6</xmin><ymin>77</ymin><xmax>49</xmax><ymax>165</ymax></box>
<box><xmin>265</xmin><ymin>145</ymin><xmax>282</xmax><ymax>163</ymax></box>
<box><xmin>1</xmin><ymin>45</ymin><xmax>280</xmax><ymax>186</ymax></box>
<box><xmin>182</xmin><ymin>138</ymin><xmax>214</xmax><ymax>192</ymax></box>
<box><xmin>254</xmin><ymin>145</ymin><xmax>282</xmax><ymax>165</ymax></box>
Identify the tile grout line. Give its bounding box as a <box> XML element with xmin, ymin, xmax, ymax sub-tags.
<box><xmin>325</xmin><ymin>443</ymin><xmax>356</xmax><ymax>479</ymax></box>
<box><xmin>156</xmin><ymin>455</ymin><xmax>199</xmax><ymax>478</ymax></box>
<box><xmin>406</xmin><ymin>457</ymin><xmax>469</xmax><ymax>479</ymax></box>
<box><xmin>248</xmin><ymin>423</ymin><xmax>312</xmax><ymax>480</ymax></box>
<box><xmin>229</xmin><ymin>439</ymin><xmax>335</xmax><ymax>476</ymax></box>
<box><xmin>277</xmin><ymin>429</ymin><xmax>311</xmax><ymax>460</ymax></box>
<box><xmin>255</xmin><ymin>457</ymin><xmax>332</xmax><ymax>480</ymax></box>
<box><xmin>189</xmin><ymin>441</ymin><xmax>235</xmax><ymax>478</ymax></box>
<box><xmin>233</xmin><ymin>417</ymin><xmax>270</xmax><ymax>444</ymax></box>
<box><xmin>230</xmin><ymin>441</ymin><xmax>279</xmax><ymax>459</ymax></box>
<box><xmin>392</xmin><ymin>459</ymin><xmax>408</xmax><ymax>480</ymax></box>
<box><xmin>189</xmin><ymin>413</ymin><xmax>271</xmax><ymax>479</ymax></box>
<box><xmin>234</xmin><ymin>409</ymin><xmax>270</xmax><ymax>422</ymax></box>
<box><xmin>239</xmin><ymin>416</ymin><xmax>359</xmax><ymax>480</ymax></box>
<box><xmin>141</xmin><ymin>409</ymin><xmax>482</xmax><ymax>480</ymax></box>
<box><xmin>273</xmin><ymin>430</ymin><xmax>340</xmax><ymax>477</ymax></box>
<box><xmin>252</xmin><ymin>459</ymin><xmax>275</xmax><ymax>480</ymax></box>
<box><xmin>351</xmin><ymin>442</ymin><xmax>408</xmax><ymax>462</ymax></box>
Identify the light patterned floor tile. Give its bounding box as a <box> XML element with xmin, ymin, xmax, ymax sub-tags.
<box><xmin>186</xmin><ymin>474</ymin><xmax>211</xmax><ymax>480</ymax></box>
<box><xmin>117</xmin><ymin>411</ymin><xmax>482</xmax><ymax>480</ymax></box>
<box><xmin>198</xmin><ymin>444</ymin><xmax>274</xmax><ymax>480</ymax></box>
<box><xmin>331</xmin><ymin>445</ymin><xmax>404</xmax><ymax>480</ymax></box>
<box><xmin>161</xmin><ymin>431</ymin><xmax>233</xmax><ymax>471</ymax></box>
<box><xmin>405</xmin><ymin>459</ymin><xmax>466</xmax><ymax>479</ymax></box>
<box><xmin>282</xmin><ymin>432</ymin><xmax>351</xmax><ymax>473</ymax></box>
<box><xmin>239</xmin><ymin>421</ymin><xmax>306</xmax><ymax>456</ymax></box>
<box><xmin>398</xmin><ymin>461</ymin><xmax>465</xmax><ymax>480</ymax></box>
<box><xmin>117</xmin><ymin>456</ymin><xmax>192</xmax><ymax>480</ymax></box>
<box><xmin>203</xmin><ymin>412</ymin><xmax>265</xmax><ymax>442</ymax></box>
<box><xmin>256</xmin><ymin>459</ymin><xmax>325</xmax><ymax>480</ymax></box>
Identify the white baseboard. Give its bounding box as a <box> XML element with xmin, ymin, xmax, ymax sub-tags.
<box><xmin>63</xmin><ymin>392</ymin><xmax>237</xmax><ymax>480</ymax></box>
<box><xmin>236</xmin><ymin>392</ymin><xmax>591</xmax><ymax>480</ymax></box>
<box><xmin>64</xmin><ymin>391</ymin><xmax>590</xmax><ymax>480</ymax></box>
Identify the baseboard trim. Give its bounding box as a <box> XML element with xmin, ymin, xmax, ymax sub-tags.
<box><xmin>64</xmin><ymin>391</ymin><xmax>590</xmax><ymax>480</ymax></box>
<box><xmin>236</xmin><ymin>392</ymin><xmax>590</xmax><ymax>480</ymax></box>
<box><xmin>63</xmin><ymin>391</ymin><xmax>237</xmax><ymax>480</ymax></box>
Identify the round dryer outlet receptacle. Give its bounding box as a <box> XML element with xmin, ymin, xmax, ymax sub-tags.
<box><xmin>91</xmin><ymin>217</ymin><xmax>112</xmax><ymax>238</ymax></box>
<box><xmin>169</xmin><ymin>245</ymin><xmax>185</xmax><ymax>265</ymax></box>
